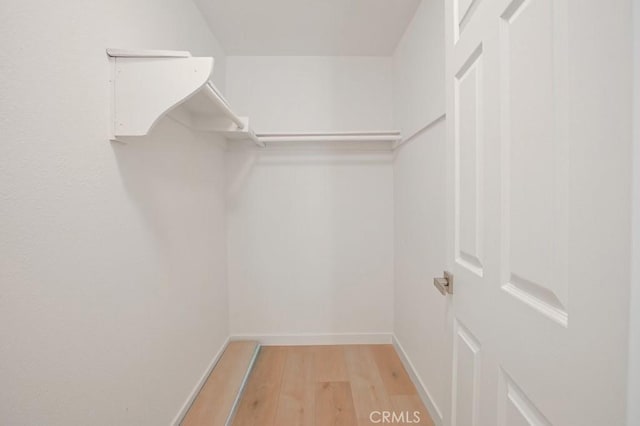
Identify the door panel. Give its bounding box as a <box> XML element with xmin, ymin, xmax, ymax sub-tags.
<box><xmin>451</xmin><ymin>321</ymin><xmax>481</xmax><ymax>426</ymax></box>
<box><xmin>445</xmin><ymin>0</ymin><xmax>631</xmax><ymax>425</ymax></box>
<box><xmin>498</xmin><ymin>371</ymin><xmax>552</xmax><ymax>426</ymax></box>
<box><xmin>455</xmin><ymin>0</ymin><xmax>482</xmax><ymax>42</ymax></box>
<box><xmin>499</xmin><ymin>0</ymin><xmax>569</xmax><ymax>326</ymax></box>
<box><xmin>446</xmin><ymin>2</ymin><xmax>501</xmax><ymax>425</ymax></box>
<box><xmin>455</xmin><ymin>45</ymin><xmax>485</xmax><ymax>276</ymax></box>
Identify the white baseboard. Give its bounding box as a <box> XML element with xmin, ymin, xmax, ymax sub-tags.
<box><xmin>171</xmin><ymin>336</ymin><xmax>230</xmax><ymax>426</ymax></box>
<box><xmin>392</xmin><ymin>335</ymin><xmax>444</xmax><ymax>426</ymax></box>
<box><xmin>230</xmin><ymin>332</ymin><xmax>393</xmax><ymax>346</ymax></box>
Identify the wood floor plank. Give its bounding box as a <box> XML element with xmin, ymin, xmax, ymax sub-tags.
<box><xmin>315</xmin><ymin>382</ymin><xmax>358</xmax><ymax>426</ymax></box>
<box><xmin>273</xmin><ymin>347</ymin><xmax>315</xmax><ymax>426</ymax></box>
<box><xmin>231</xmin><ymin>346</ymin><xmax>287</xmax><ymax>426</ymax></box>
<box><xmin>370</xmin><ymin>344</ymin><xmax>418</xmax><ymax>396</ymax></box>
<box><xmin>233</xmin><ymin>344</ymin><xmax>433</xmax><ymax>426</ymax></box>
<box><xmin>390</xmin><ymin>395</ymin><xmax>435</xmax><ymax>426</ymax></box>
<box><xmin>344</xmin><ymin>345</ymin><xmax>393</xmax><ymax>425</ymax></box>
<box><xmin>312</xmin><ymin>345</ymin><xmax>349</xmax><ymax>383</ymax></box>
<box><xmin>182</xmin><ymin>341</ymin><xmax>258</xmax><ymax>426</ymax></box>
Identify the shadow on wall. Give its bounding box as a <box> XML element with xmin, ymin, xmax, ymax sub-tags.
<box><xmin>110</xmin><ymin>117</ymin><xmax>227</xmax><ymax>291</ymax></box>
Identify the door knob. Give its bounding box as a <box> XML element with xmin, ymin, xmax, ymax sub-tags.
<box><xmin>433</xmin><ymin>271</ymin><xmax>454</xmax><ymax>295</ymax></box>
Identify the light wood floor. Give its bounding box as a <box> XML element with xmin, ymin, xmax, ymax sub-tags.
<box><xmin>231</xmin><ymin>345</ymin><xmax>434</xmax><ymax>426</ymax></box>
<box><xmin>182</xmin><ymin>341</ymin><xmax>258</xmax><ymax>426</ymax></box>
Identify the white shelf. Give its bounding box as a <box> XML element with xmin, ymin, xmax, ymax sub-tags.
<box><xmin>107</xmin><ymin>49</ymin><xmax>398</xmax><ymax>151</ymax></box>
<box><xmin>107</xmin><ymin>49</ymin><xmax>263</xmax><ymax>147</ymax></box>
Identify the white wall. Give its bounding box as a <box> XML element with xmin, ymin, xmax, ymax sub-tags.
<box><xmin>225</xmin><ymin>57</ymin><xmax>395</xmax><ymax>339</ymax></box>
<box><xmin>226</xmin><ymin>56</ymin><xmax>394</xmax><ymax>133</ymax></box>
<box><xmin>393</xmin><ymin>0</ymin><xmax>445</xmax><ymax>136</ymax></box>
<box><xmin>392</xmin><ymin>0</ymin><xmax>448</xmax><ymax>424</ymax></box>
<box><xmin>226</xmin><ymin>150</ymin><xmax>394</xmax><ymax>338</ymax></box>
<box><xmin>0</xmin><ymin>1</ymin><xmax>229</xmax><ymax>424</ymax></box>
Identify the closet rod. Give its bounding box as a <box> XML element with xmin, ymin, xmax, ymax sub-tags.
<box><xmin>248</xmin><ymin>130</ymin><xmax>266</xmax><ymax>148</ymax></box>
<box><xmin>204</xmin><ymin>83</ymin><xmax>246</xmax><ymax>130</ymax></box>
<box><xmin>256</xmin><ymin>131</ymin><xmax>401</xmax><ymax>144</ymax></box>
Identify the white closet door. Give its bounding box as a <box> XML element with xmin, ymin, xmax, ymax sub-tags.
<box><xmin>444</xmin><ymin>0</ymin><xmax>631</xmax><ymax>425</ymax></box>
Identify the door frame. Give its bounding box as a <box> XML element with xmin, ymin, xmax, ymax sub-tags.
<box><xmin>629</xmin><ymin>1</ymin><xmax>640</xmax><ymax>425</ymax></box>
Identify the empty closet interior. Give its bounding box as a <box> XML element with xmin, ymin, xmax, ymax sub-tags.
<box><xmin>3</xmin><ymin>0</ymin><xmax>634</xmax><ymax>424</ymax></box>
<box><xmin>1</xmin><ymin>0</ymin><xmax>449</xmax><ymax>423</ymax></box>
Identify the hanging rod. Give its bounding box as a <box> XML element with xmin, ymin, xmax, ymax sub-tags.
<box><xmin>256</xmin><ymin>131</ymin><xmax>401</xmax><ymax>144</ymax></box>
<box><xmin>106</xmin><ymin>48</ymin><xmax>192</xmax><ymax>58</ymax></box>
<box><xmin>247</xmin><ymin>129</ymin><xmax>266</xmax><ymax>148</ymax></box>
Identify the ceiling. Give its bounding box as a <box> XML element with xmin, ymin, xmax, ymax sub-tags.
<box><xmin>194</xmin><ymin>0</ymin><xmax>422</xmax><ymax>56</ymax></box>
